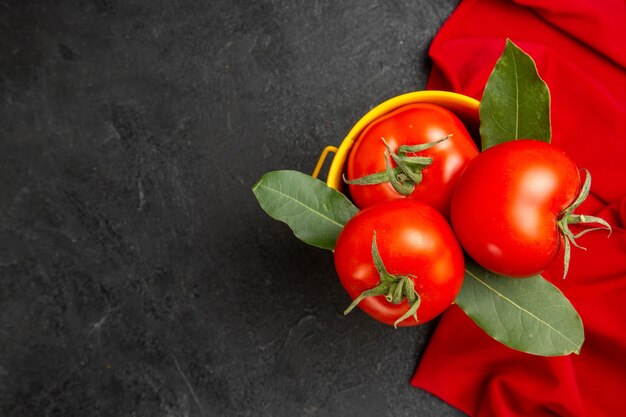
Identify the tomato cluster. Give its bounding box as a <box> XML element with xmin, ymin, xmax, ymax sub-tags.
<box><xmin>335</xmin><ymin>103</ymin><xmax>606</xmax><ymax>327</ymax></box>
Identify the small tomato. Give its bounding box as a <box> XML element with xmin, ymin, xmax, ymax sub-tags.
<box><xmin>451</xmin><ymin>139</ymin><xmax>611</xmax><ymax>278</ymax></box>
<box><xmin>334</xmin><ymin>199</ymin><xmax>465</xmax><ymax>327</ymax></box>
<box><xmin>345</xmin><ymin>103</ymin><xmax>478</xmax><ymax>218</ymax></box>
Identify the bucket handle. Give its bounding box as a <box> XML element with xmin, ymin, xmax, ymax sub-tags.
<box><xmin>312</xmin><ymin>146</ymin><xmax>338</xmax><ymax>179</ymax></box>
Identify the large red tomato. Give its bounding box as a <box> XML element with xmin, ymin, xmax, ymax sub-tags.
<box><xmin>334</xmin><ymin>199</ymin><xmax>465</xmax><ymax>327</ymax></box>
<box><xmin>451</xmin><ymin>139</ymin><xmax>609</xmax><ymax>278</ymax></box>
<box><xmin>345</xmin><ymin>103</ymin><xmax>479</xmax><ymax>218</ymax></box>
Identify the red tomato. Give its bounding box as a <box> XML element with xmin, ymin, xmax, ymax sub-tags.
<box><xmin>334</xmin><ymin>199</ymin><xmax>465</xmax><ymax>327</ymax></box>
<box><xmin>450</xmin><ymin>140</ymin><xmax>581</xmax><ymax>277</ymax></box>
<box><xmin>346</xmin><ymin>103</ymin><xmax>479</xmax><ymax>218</ymax></box>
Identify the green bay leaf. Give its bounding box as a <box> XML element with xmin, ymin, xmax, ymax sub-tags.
<box><xmin>252</xmin><ymin>170</ymin><xmax>359</xmax><ymax>250</ymax></box>
<box><xmin>479</xmin><ymin>39</ymin><xmax>551</xmax><ymax>150</ymax></box>
<box><xmin>455</xmin><ymin>260</ymin><xmax>584</xmax><ymax>356</ymax></box>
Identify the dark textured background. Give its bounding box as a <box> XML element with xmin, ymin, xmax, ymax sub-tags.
<box><xmin>1</xmin><ymin>1</ymin><xmax>466</xmax><ymax>416</ymax></box>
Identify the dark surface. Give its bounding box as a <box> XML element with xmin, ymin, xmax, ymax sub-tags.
<box><xmin>0</xmin><ymin>1</ymin><xmax>467</xmax><ymax>416</ymax></box>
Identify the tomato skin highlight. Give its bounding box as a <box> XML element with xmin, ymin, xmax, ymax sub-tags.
<box><xmin>346</xmin><ymin>103</ymin><xmax>479</xmax><ymax>218</ymax></box>
<box><xmin>334</xmin><ymin>199</ymin><xmax>465</xmax><ymax>326</ymax></box>
<box><xmin>450</xmin><ymin>140</ymin><xmax>581</xmax><ymax>277</ymax></box>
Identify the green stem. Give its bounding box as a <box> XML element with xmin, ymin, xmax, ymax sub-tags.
<box><xmin>343</xmin><ymin>231</ymin><xmax>422</xmax><ymax>328</ymax></box>
<box><xmin>344</xmin><ymin>135</ymin><xmax>451</xmax><ymax>195</ymax></box>
<box><xmin>557</xmin><ymin>169</ymin><xmax>612</xmax><ymax>279</ymax></box>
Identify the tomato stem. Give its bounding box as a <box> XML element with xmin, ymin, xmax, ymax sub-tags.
<box><xmin>343</xmin><ymin>231</ymin><xmax>422</xmax><ymax>328</ymax></box>
<box><xmin>557</xmin><ymin>169</ymin><xmax>612</xmax><ymax>279</ymax></box>
<box><xmin>344</xmin><ymin>135</ymin><xmax>451</xmax><ymax>196</ymax></box>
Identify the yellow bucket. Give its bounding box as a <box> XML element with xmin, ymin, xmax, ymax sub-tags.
<box><xmin>312</xmin><ymin>90</ymin><xmax>480</xmax><ymax>190</ymax></box>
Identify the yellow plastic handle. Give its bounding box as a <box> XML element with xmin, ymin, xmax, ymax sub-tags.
<box><xmin>312</xmin><ymin>145</ymin><xmax>338</xmax><ymax>179</ymax></box>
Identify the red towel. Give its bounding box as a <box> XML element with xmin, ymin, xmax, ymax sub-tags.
<box><xmin>411</xmin><ymin>0</ymin><xmax>626</xmax><ymax>416</ymax></box>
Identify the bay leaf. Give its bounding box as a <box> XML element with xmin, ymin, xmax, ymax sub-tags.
<box><xmin>252</xmin><ymin>170</ymin><xmax>359</xmax><ymax>250</ymax></box>
<box><xmin>480</xmin><ymin>39</ymin><xmax>551</xmax><ymax>150</ymax></box>
<box><xmin>456</xmin><ymin>260</ymin><xmax>584</xmax><ymax>356</ymax></box>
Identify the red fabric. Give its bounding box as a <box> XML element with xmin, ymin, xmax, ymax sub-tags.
<box><xmin>411</xmin><ymin>0</ymin><xmax>626</xmax><ymax>416</ymax></box>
